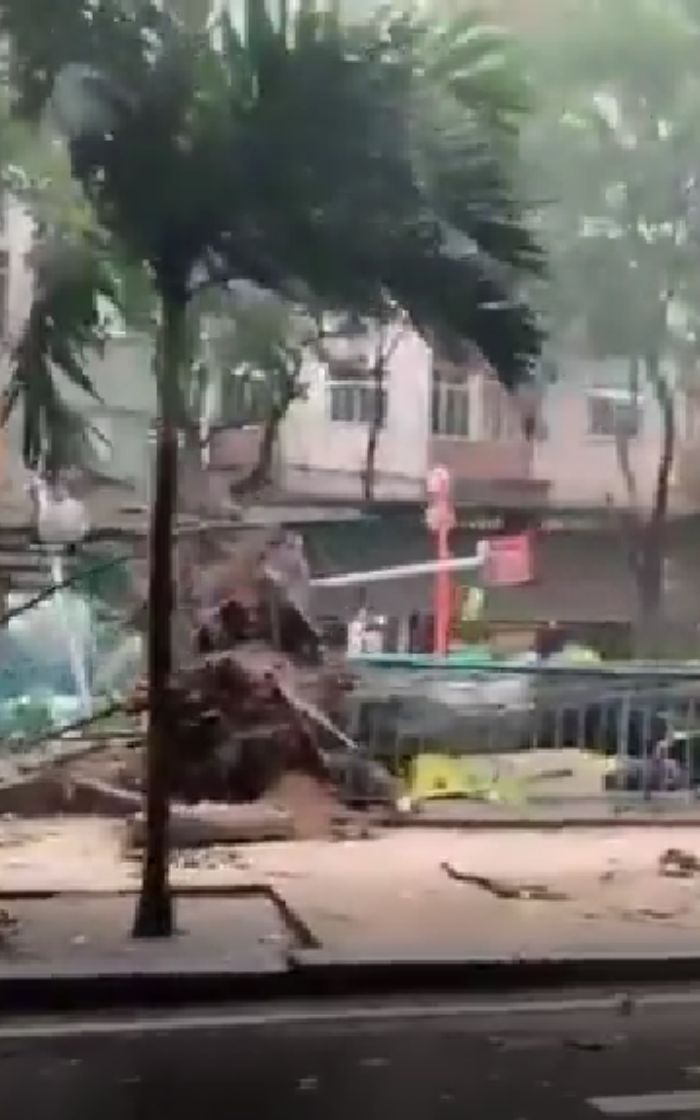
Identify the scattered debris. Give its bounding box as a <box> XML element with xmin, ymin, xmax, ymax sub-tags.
<box><xmin>637</xmin><ymin>907</ymin><xmax>678</xmax><ymax>921</ymax></box>
<box><xmin>171</xmin><ymin>846</ymin><xmax>247</xmax><ymax>872</ymax></box>
<box><xmin>0</xmin><ymin>908</ymin><xmax>18</xmax><ymax>938</ymax></box>
<box><xmin>564</xmin><ymin>1038</ymin><xmax>607</xmax><ymax>1052</ymax></box>
<box><xmin>617</xmin><ymin>994</ymin><xmax>636</xmax><ymax>1017</ymax></box>
<box><xmin>440</xmin><ymin>861</ymin><xmax>568</xmax><ymax>901</ymax></box>
<box><xmin>659</xmin><ymin>848</ymin><xmax>700</xmax><ymax>878</ymax></box>
<box><xmin>297</xmin><ymin>1076</ymin><xmax>319</xmax><ymax>1092</ymax></box>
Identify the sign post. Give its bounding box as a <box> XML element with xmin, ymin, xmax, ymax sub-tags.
<box><xmin>425</xmin><ymin>466</ymin><xmax>455</xmax><ymax>657</ymax></box>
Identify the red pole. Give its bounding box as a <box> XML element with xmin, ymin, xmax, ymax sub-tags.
<box><xmin>434</xmin><ymin>520</ymin><xmax>452</xmax><ymax>656</ymax></box>
<box><xmin>427</xmin><ymin>466</ymin><xmax>453</xmax><ymax>658</ymax></box>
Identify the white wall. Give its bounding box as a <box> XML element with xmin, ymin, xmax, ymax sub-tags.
<box><xmin>533</xmin><ymin>356</ymin><xmax>672</xmax><ymax>508</ymax></box>
<box><xmin>279</xmin><ymin>326</ymin><xmax>432</xmax><ymax>500</ymax></box>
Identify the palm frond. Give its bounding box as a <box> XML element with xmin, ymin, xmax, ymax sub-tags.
<box><xmin>1</xmin><ymin>0</ymin><xmax>543</xmax><ymax>389</ymax></box>
<box><xmin>2</xmin><ymin>231</ymin><xmax>120</xmax><ymax>478</ymax></box>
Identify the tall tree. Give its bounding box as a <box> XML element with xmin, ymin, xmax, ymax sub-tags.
<box><xmin>326</xmin><ymin>5</ymin><xmax>540</xmax><ymax>499</ymax></box>
<box><xmin>522</xmin><ymin>0</ymin><xmax>700</xmax><ymax>653</ymax></box>
<box><xmin>2</xmin><ymin>0</ymin><xmax>542</xmax><ymax>935</ymax></box>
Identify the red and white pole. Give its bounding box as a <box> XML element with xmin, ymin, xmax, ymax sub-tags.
<box><xmin>426</xmin><ymin>466</ymin><xmax>455</xmax><ymax>657</ymax></box>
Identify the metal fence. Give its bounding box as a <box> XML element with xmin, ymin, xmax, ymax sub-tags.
<box><xmin>343</xmin><ymin>661</ymin><xmax>700</xmax><ymax>805</ymax></box>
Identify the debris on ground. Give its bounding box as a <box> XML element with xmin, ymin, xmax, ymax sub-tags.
<box><xmin>564</xmin><ymin>1037</ymin><xmax>616</xmax><ymax>1052</ymax></box>
<box><xmin>0</xmin><ymin>907</ymin><xmax>18</xmax><ymax>938</ymax></box>
<box><xmin>637</xmin><ymin>906</ymin><xmax>680</xmax><ymax>920</ymax></box>
<box><xmin>440</xmin><ymin>861</ymin><xmax>568</xmax><ymax>901</ymax></box>
<box><xmin>0</xmin><ymin>530</ymin><xmax>392</xmax><ymax>842</ymax></box>
<box><xmin>658</xmin><ymin>848</ymin><xmax>700</xmax><ymax>877</ymax></box>
<box><xmin>617</xmin><ymin>994</ymin><xmax>636</xmax><ymax>1017</ymax></box>
<box><xmin>297</xmin><ymin>1076</ymin><xmax>319</xmax><ymax>1092</ymax></box>
<box><xmin>170</xmin><ymin>845</ymin><xmax>247</xmax><ymax>871</ymax></box>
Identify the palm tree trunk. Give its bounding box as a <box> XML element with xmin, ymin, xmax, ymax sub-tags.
<box><xmin>133</xmin><ymin>290</ymin><xmax>185</xmax><ymax>938</ymax></box>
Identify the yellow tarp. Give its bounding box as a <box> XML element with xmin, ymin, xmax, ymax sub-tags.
<box><xmin>407</xmin><ymin>749</ymin><xmax>612</xmax><ymax>803</ymax></box>
<box><xmin>407</xmin><ymin>753</ymin><xmax>523</xmax><ymax>803</ymax></box>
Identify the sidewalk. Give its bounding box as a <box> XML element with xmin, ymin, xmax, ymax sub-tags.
<box><xmin>3</xmin><ymin>818</ymin><xmax>700</xmax><ymax>1004</ymax></box>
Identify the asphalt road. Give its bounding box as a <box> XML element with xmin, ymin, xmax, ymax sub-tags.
<box><xmin>2</xmin><ymin>990</ymin><xmax>700</xmax><ymax>1118</ymax></box>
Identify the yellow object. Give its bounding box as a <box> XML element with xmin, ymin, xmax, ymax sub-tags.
<box><xmin>408</xmin><ymin>753</ymin><xmax>523</xmax><ymax>803</ymax></box>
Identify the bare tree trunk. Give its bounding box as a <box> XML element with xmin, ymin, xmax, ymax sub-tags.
<box><xmin>362</xmin><ymin>357</ymin><xmax>385</xmax><ymax>502</ymax></box>
<box><xmin>133</xmin><ymin>290</ymin><xmax>185</xmax><ymax>939</ymax></box>
<box><xmin>634</xmin><ymin>355</ymin><xmax>675</xmax><ymax>657</ymax></box>
<box><xmin>230</xmin><ymin>406</ymin><xmax>283</xmax><ymax>497</ymax></box>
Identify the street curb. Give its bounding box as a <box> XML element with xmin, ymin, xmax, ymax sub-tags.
<box><xmin>286</xmin><ymin>949</ymin><xmax>700</xmax><ymax>994</ymax></box>
<box><xmin>0</xmin><ymin>963</ymin><xmax>299</xmax><ymax>1013</ymax></box>
<box><xmin>384</xmin><ymin>813</ymin><xmax>700</xmax><ymax>830</ymax></box>
<box><xmin>0</xmin><ymin>885</ymin><xmax>319</xmax><ymax>1013</ymax></box>
<box><xmin>5</xmin><ymin>950</ymin><xmax>700</xmax><ymax>1012</ymax></box>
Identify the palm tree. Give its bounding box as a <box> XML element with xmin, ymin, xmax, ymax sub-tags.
<box><xmin>1</xmin><ymin>0</ymin><xmax>543</xmax><ymax>936</ymax></box>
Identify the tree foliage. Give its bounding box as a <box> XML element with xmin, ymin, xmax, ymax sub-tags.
<box><xmin>523</xmin><ymin>0</ymin><xmax>700</xmax><ymax>363</ymax></box>
<box><xmin>520</xmin><ymin>0</ymin><xmax>700</xmax><ymax>649</ymax></box>
<box><xmin>1</xmin><ymin>0</ymin><xmax>543</xmax><ymax>384</ymax></box>
<box><xmin>1</xmin><ymin>232</ymin><xmax>119</xmax><ymax>478</ymax></box>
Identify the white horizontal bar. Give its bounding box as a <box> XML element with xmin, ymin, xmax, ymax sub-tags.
<box><xmin>311</xmin><ymin>551</ymin><xmax>485</xmax><ymax>588</ymax></box>
<box><xmin>590</xmin><ymin>1091</ymin><xmax>700</xmax><ymax>1115</ymax></box>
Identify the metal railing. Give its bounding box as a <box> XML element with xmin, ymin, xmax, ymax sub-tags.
<box><xmin>342</xmin><ymin>660</ymin><xmax>700</xmax><ymax>808</ymax></box>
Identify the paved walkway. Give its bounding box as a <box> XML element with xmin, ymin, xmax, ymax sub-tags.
<box><xmin>0</xmin><ymin>893</ymin><xmax>288</xmax><ymax>977</ymax></box>
<box><xmin>3</xmin><ymin>819</ymin><xmax>700</xmax><ymax>966</ymax></box>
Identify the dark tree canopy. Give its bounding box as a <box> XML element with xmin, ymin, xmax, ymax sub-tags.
<box><xmin>1</xmin><ymin>0</ymin><xmax>543</xmax><ymax>388</ymax></box>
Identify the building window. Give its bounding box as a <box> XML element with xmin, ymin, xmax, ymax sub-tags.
<box><xmin>432</xmin><ymin>366</ymin><xmax>471</xmax><ymax>438</ymax></box>
<box><xmin>587</xmin><ymin>389</ymin><xmax>640</xmax><ymax>438</ymax></box>
<box><xmin>328</xmin><ymin>363</ymin><xmax>386</xmax><ymax>425</ymax></box>
<box><xmin>482</xmin><ymin>378</ymin><xmax>522</xmax><ymax>440</ymax></box>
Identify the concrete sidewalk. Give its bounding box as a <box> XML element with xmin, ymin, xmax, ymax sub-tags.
<box><xmin>4</xmin><ymin>819</ymin><xmax>698</xmax><ymax>1003</ymax></box>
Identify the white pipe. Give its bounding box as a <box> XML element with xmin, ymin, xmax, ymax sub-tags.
<box><xmin>311</xmin><ymin>545</ymin><xmax>488</xmax><ymax>589</ymax></box>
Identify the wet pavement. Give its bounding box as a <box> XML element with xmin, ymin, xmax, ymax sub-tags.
<box><xmin>2</xmin><ymin>990</ymin><xmax>700</xmax><ymax>1118</ymax></box>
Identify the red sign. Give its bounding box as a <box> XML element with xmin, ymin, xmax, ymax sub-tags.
<box><xmin>484</xmin><ymin>533</ymin><xmax>534</xmax><ymax>587</ymax></box>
